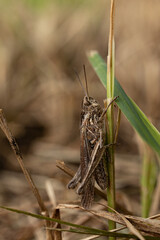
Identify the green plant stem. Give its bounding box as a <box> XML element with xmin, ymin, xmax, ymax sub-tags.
<box><xmin>142</xmin><ymin>154</ymin><xmax>150</xmax><ymax>218</ymax></box>
<box><xmin>141</xmin><ymin>146</ymin><xmax>157</xmax><ymax>218</ymax></box>
<box><xmin>106</xmin><ymin>0</ymin><xmax>116</xmax><ymax>239</ymax></box>
<box><xmin>106</xmin><ymin>100</ymin><xmax>116</xmax><ymax>240</ymax></box>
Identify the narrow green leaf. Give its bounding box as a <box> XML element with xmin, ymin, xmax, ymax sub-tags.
<box><xmin>0</xmin><ymin>205</ymin><xmax>104</xmax><ymax>235</ymax></box>
<box><xmin>0</xmin><ymin>205</ymin><xmax>135</xmax><ymax>238</ymax></box>
<box><xmin>1</xmin><ymin>205</ymin><xmax>160</xmax><ymax>239</ymax></box>
<box><xmin>88</xmin><ymin>51</ymin><xmax>160</xmax><ymax>156</ymax></box>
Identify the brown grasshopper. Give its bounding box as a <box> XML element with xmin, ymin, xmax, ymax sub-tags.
<box><xmin>68</xmin><ymin>67</ymin><xmax>117</xmax><ymax>208</ymax></box>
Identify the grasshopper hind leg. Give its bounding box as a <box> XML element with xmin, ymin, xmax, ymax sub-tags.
<box><xmin>81</xmin><ymin>176</ymin><xmax>95</xmax><ymax>209</ymax></box>
<box><xmin>95</xmin><ymin>156</ymin><xmax>108</xmax><ymax>190</ymax></box>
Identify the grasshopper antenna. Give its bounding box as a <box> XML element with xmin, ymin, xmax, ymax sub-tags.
<box><xmin>83</xmin><ymin>65</ymin><xmax>89</xmax><ymax>97</ymax></box>
<box><xmin>73</xmin><ymin>69</ymin><xmax>89</xmax><ymax>97</ymax></box>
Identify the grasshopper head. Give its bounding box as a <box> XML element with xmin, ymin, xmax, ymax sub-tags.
<box><xmin>83</xmin><ymin>96</ymin><xmax>101</xmax><ymax>112</ymax></box>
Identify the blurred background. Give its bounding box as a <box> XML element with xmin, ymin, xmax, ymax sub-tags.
<box><xmin>0</xmin><ymin>0</ymin><xmax>160</xmax><ymax>239</ymax></box>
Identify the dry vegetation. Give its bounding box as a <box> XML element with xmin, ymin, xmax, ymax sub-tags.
<box><xmin>0</xmin><ymin>0</ymin><xmax>160</xmax><ymax>239</ymax></box>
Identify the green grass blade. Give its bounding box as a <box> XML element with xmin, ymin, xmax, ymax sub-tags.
<box><xmin>1</xmin><ymin>205</ymin><xmax>160</xmax><ymax>239</ymax></box>
<box><xmin>0</xmin><ymin>206</ymin><xmax>134</xmax><ymax>238</ymax></box>
<box><xmin>45</xmin><ymin>227</ymin><xmax>160</xmax><ymax>240</ymax></box>
<box><xmin>88</xmin><ymin>51</ymin><xmax>160</xmax><ymax>156</ymax></box>
<box><xmin>141</xmin><ymin>153</ymin><xmax>157</xmax><ymax>218</ymax></box>
<box><xmin>0</xmin><ymin>205</ymin><xmax>104</xmax><ymax>235</ymax></box>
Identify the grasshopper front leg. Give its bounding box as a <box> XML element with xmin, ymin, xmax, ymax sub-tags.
<box><xmin>67</xmin><ymin>166</ymin><xmax>81</xmax><ymax>189</ymax></box>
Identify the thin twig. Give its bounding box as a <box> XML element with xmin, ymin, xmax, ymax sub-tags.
<box><xmin>0</xmin><ymin>109</ymin><xmax>53</xmax><ymax>240</ymax></box>
<box><xmin>56</xmin><ymin>160</ymin><xmax>75</xmax><ymax>177</ymax></box>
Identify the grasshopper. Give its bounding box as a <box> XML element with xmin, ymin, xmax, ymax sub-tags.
<box><xmin>68</xmin><ymin>67</ymin><xmax>117</xmax><ymax>208</ymax></box>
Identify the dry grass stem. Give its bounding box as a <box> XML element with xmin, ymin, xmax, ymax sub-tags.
<box><xmin>45</xmin><ymin>180</ymin><xmax>57</xmax><ymax>208</ymax></box>
<box><xmin>108</xmin><ymin>0</ymin><xmax>115</xmax><ymax>67</ymax></box>
<box><xmin>57</xmin><ymin>204</ymin><xmax>160</xmax><ymax>237</ymax></box>
<box><xmin>109</xmin><ymin>226</ymin><xmax>127</xmax><ymax>232</ymax></box>
<box><xmin>45</xmin><ymin>180</ymin><xmax>62</xmax><ymax>240</ymax></box>
<box><xmin>56</xmin><ymin>160</ymin><xmax>75</xmax><ymax>177</ymax></box>
<box><xmin>80</xmin><ymin>235</ymin><xmax>100</xmax><ymax>240</ymax></box>
<box><xmin>0</xmin><ymin>109</ymin><xmax>53</xmax><ymax>240</ymax></box>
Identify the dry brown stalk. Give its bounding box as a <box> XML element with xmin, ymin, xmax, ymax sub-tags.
<box><xmin>0</xmin><ymin>109</ymin><xmax>53</xmax><ymax>240</ymax></box>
